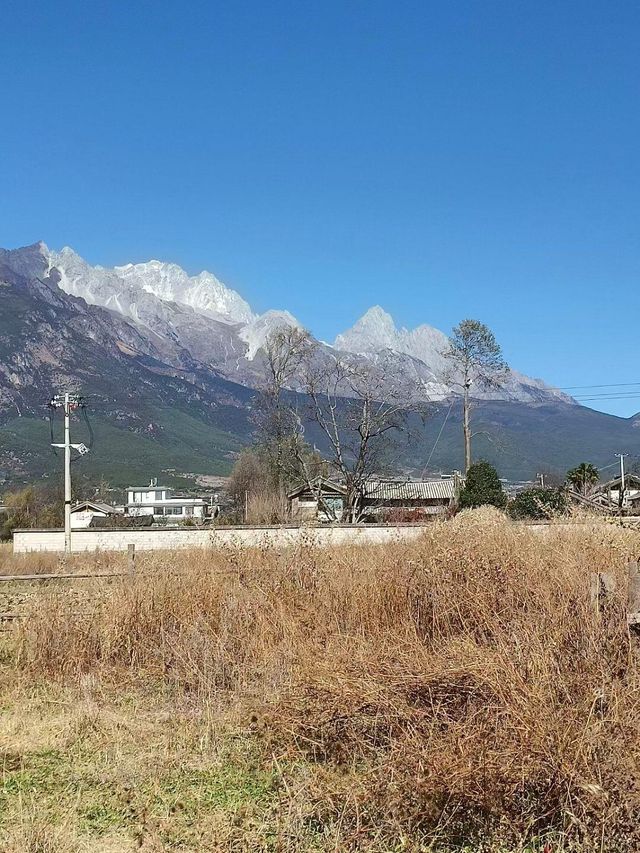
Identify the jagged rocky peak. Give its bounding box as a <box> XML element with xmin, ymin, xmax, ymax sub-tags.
<box><xmin>42</xmin><ymin>245</ymin><xmax>255</xmax><ymax>325</ymax></box>
<box><xmin>0</xmin><ymin>241</ymin><xmax>52</xmax><ymax>279</ymax></box>
<box><xmin>335</xmin><ymin>306</ymin><xmax>450</xmax><ymax>370</ymax></box>
<box><xmin>334</xmin><ymin>305</ymin><xmax>399</xmax><ymax>352</ymax></box>
<box><xmin>0</xmin><ymin>241</ymin><xmax>573</xmax><ymax>407</ymax></box>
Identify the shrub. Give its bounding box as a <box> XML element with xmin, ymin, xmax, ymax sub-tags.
<box><xmin>0</xmin><ymin>485</ymin><xmax>63</xmax><ymax>540</ymax></box>
<box><xmin>508</xmin><ymin>487</ymin><xmax>567</xmax><ymax>520</ymax></box>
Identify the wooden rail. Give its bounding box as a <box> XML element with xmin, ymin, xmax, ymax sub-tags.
<box><xmin>0</xmin><ymin>572</ymin><xmax>127</xmax><ymax>583</ymax></box>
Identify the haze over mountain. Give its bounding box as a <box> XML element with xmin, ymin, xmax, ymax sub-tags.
<box><xmin>1</xmin><ymin>241</ymin><xmax>639</xmax><ymax>487</ymax></box>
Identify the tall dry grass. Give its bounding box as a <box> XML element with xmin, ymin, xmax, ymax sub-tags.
<box><xmin>245</xmin><ymin>487</ymin><xmax>289</xmax><ymax>524</ymax></box>
<box><xmin>15</xmin><ymin>510</ymin><xmax>640</xmax><ymax>849</ymax></box>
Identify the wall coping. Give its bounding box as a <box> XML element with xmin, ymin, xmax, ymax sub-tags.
<box><xmin>13</xmin><ymin>522</ymin><xmax>434</xmax><ymax>535</ymax></box>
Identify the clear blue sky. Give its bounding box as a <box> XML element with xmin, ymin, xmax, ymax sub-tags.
<box><xmin>3</xmin><ymin>1</ymin><xmax>639</xmax><ymax>416</ymax></box>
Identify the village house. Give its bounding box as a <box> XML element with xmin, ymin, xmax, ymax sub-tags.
<box><xmin>362</xmin><ymin>478</ymin><xmax>459</xmax><ymax>519</ymax></box>
<box><xmin>70</xmin><ymin>500</ymin><xmax>121</xmax><ymax>529</ymax></box>
<box><xmin>592</xmin><ymin>474</ymin><xmax>640</xmax><ymax>509</ymax></box>
<box><xmin>125</xmin><ymin>479</ymin><xmax>210</xmax><ymax>521</ymax></box>
<box><xmin>287</xmin><ymin>476</ymin><xmax>460</xmax><ymax>522</ymax></box>
<box><xmin>287</xmin><ymin>478</ymin><xmax>347</xmax><ymax>522</ymax></box>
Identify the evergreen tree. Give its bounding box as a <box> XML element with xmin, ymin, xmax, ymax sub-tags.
<box><xmin>458</xmin><ymin>461</ymin><xmax>506</xmax><ymax>509</ymax></box>
<box><xmin>443</xmin><ymin>320</ymin><xmax>509</xmax><ymax>472</ymax></box>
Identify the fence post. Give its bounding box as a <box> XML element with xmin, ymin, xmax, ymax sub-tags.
<box><xmin>128</xmin><ymin>543</ymin><xmax>136</xmax><ymax>576</ymax></box>
<box><xmin>627</xmin><ymin>561</ymin><xmax>640</xmax><ymax>627</ymax></box>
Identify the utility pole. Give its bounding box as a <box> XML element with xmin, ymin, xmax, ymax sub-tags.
<box><xmin>50</xmin><ymin>393</ymin><xmax>89</xmax><ymax>553</ymax></box>
<box><xmin>463</xmin><ymin>378</ymin><xmax>472</xmax><ymax>474</ymax></box>
<box><xmin>615</xmin><ymin>453</ymin><xmax>628</xmax><ymax>508</ymax></box>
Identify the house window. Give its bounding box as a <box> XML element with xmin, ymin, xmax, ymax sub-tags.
<box><xmin>324</xmin><ymin>497</ymin><xmax>343</xmax><ymax>513</ymax></box>
<box><xmin>164</xmin><ymin>506</ymin><xmax>183</xmax><ymax>516</ymax></box>
<box><xmin>185</xmin><ymin>506</ymin><xmax>193</xmax><ymax>516</ymax></box>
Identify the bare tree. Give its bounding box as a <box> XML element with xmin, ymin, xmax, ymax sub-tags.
<box><xmin>256</xmin><ymin>330</ymin><xmax>422</xmax><ymax>523</ymax></box>
<box><xmin>443</xmin><ymin>319</ymin><xmax>509</xmax><ymax>473</ymax></box>
<box><xmin>254</xmin><ymin>327</ymin><xmax>326</xmax><ymax>504</ymax></box>
<box><xmin>300</xmin><ymin>352</ymin><xmax>418</xmax><ymax>522</ymax></box>
<box><xmin>254</xmin><ymin>326</ymin><xmax>313</xmax><ymax>488</ymax></box>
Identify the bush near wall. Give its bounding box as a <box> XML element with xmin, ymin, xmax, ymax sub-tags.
<box><xmin>508</xmin><ymin>487</ymin><xmax>567</xmax><ymax>520</ymax></box>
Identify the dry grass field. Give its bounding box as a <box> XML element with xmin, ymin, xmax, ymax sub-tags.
<box><xmin>1</xmin><ymin>511</ymin><xmax>639</xmax><ymax>852</ymax></box>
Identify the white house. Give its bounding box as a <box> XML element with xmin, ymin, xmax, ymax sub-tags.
<box><xmin>70</xmin><ymin>500</ymin><xmax>120</xmax><ymax>529</ymax></box>
<box><xmin>125</xmin><ymin>479</ymin><xmax>209</xmax><ymax>520</ymax></box>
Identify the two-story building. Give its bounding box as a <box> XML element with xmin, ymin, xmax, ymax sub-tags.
<box><xmin>125</xmin><ymin>479</ymin><xmax>209</xmax><ymax>521</ymax></box>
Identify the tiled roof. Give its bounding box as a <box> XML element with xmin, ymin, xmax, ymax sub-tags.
<box><xmin>364</xmin><ymin>480</ymin><xmax>457</xmax><ymax>501</ymax></box>
<box><xmin>288</xmin><ymin>477</ymin><xmax>458</xmax><ymax>502</ymax></box>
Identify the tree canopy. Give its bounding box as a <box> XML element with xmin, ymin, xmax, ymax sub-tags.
<box><xmin>566</xmin><ymin>462</ymin><xmax>599</xmax><ymax>495</ymax></box>
<box><xmin>444</xmin><ymin>320</ymin><xmax>509</xmax><ymax>391</ymax></box>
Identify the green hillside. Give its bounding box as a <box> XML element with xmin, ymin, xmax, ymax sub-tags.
<box><xmin>0</xmin><ymin>405</ymin><xmax>250</xmax><ymax>490</ymax></box>
<box><xmin>3</xmin><ymin>397</ymin><xmax>639</xmax><ymax>492</ymax></box>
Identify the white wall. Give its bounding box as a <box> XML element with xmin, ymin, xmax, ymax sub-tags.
<box><xmin>13</xmin><ymin>524</ymin><xmax>428</xmax><ymax>554</ymax></box>
<box><xmin>70</xmin><ymin>510</ymin><xmax>108</xmax><ymax>529</ymax></box>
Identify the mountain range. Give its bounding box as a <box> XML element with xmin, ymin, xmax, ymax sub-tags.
<box><xmin>1</xmin><ymin>241</ymin><xmax>639</xmax><ymax>488</ymax></box>
<box><xmin>40</xmin><ymin>243</ymin><xmax>571</xmax><ymax>405</ymax></box>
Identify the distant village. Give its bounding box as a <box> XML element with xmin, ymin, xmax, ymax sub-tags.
<box><xmin>8</xmin><ymin>467</ymin><xmax>636</xmax><ymax>536</ymax></box>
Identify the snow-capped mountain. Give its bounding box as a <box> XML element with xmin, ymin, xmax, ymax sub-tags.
<box><xmin>5</xmin><ymin>241</ymin><xmax>640</xmax><ymax>487</ymax></box>
<box><xmin>335</xmin><ymin>305</ymin><xmax>451</xmax><ymax>376</ymax></box>
<box><xmin>27</xmin><ymin>242</ymin><xmax>570</xmax><ymax>405</ymax></box>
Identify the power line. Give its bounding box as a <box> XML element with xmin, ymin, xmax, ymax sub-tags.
<box><xmin>420</xmin><ymin>400</ymin><xmax>455</xmax><ymax>478</ymax></box>
<box><xmin>559</xmin><ymin>381</ymin><xmax>640</xmax><ymax>390</ymax></box>
<box><xmin>573</xmin><ymin>394</ymin><xmax>640</xmax><ymax>402</ymax></box>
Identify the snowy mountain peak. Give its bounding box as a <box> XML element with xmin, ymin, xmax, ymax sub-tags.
<box><xmin>11</xmin><ymin>240</ymin><xmax>573</xmax><ymax>407</ymax></box>
<box><xmin>359</xmin><ymin>305</ymin><xmax>396</xmax><ymax>327</ymax></box>
<box><xmin>334</xmin><ymin>306</ymin><xmax>399</xmax><ymax>353</ymax></box>
<box><xmin>239</xmin><ymin>309</ymin><xmax>302</xmax><ymax>360</ymax></box>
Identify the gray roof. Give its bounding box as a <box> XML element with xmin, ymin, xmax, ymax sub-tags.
<box><xmin>71</xmin><ymin>501</ymin><xmax>116</xmax><ymax>514</ymax></box>
<box><xmin>287</xmin><ymin>477</ymin><xmax>347</xmax><ymax>499</ymax></box>
<box><xmin>364</xmin><ymin>480</ymin><xmax>457</xmax><ymax>501</ymax></box>
<box><xmin>596</xmin><ymin>474</ymin><xmax>640</xmax><ymax>491</ymax></box>
<box><xmin>288</xmin><ymin>477</ymin><xmax>458</xmax><ymax>502</ymax></box>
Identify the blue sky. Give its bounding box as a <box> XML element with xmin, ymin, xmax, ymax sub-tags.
<box><xmin>2</xmin><ymin>0</ymin><xmax>639</xmax><ymax>416</ymax></box>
